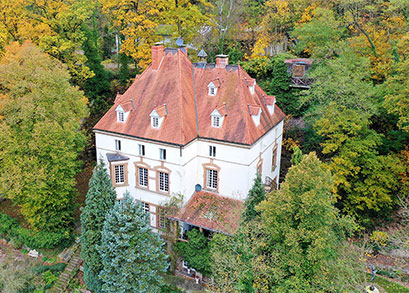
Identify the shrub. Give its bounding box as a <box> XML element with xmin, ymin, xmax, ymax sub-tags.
<box><xmin>9</xmin><ymin>237</ymin><xmax>23</xmax><ymax>249</ymax></box>
<box><xmin>33</xmin><ymin>263</ymin><xmax>66</xmax><ymax>275</ymax></box>
<box><xmin>370</xmin><ymin>231</ymin><xmax>389</xmax><ymax>252</ymax></box>
<box><xmin>0</xmin><ymin>212</ymin><xmax>72</xmax><ymax>249</ymax></box>
<box><xmin>42</xmin><ymin>271</ymin><xmax>58</xmax><ymax>290</ymax></box>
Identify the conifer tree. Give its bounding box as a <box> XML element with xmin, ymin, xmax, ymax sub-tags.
<box><xmin>81</xmin><ymin>161</ymin><xmax>117</xmax><ymax>292</ymax></box>
<box><xmin>242</xmin><ymin>174</ymin><xmax>265</xmax><ymax>222</ymax></box>
<box><xmin>99</xmin><ymin>192</ymin><xmax>168</xmax><ymax>292</ymax></box>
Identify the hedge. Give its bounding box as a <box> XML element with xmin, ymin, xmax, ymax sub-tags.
<box><xmin>0</xmin><ymin>212</ymin><xmax>72</xmax><ymax>249</ymax></box>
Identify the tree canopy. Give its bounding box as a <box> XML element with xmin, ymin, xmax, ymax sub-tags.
<box><xmin>0</xmin><ymin>42</ymin><xmax>88</xmax><ymax>231</ymax></box>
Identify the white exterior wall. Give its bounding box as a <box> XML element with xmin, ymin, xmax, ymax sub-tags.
<box><xmin>94</xmin><ymin>119</ymin><xmax>284</xmax><ymax>226</ymax></box>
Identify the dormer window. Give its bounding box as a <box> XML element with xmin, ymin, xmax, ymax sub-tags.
<box><xmin>208</xmin><ymin>82</ymin><xmax>218</xmax><ymax>96</ymax></box>
<box><xmin>118</xmin><ymin>111</ymin><xmax>124</xmax><ymax>122</ymax></box>
<box><xmin>115</xmin><ymin>104</ymin><xmax>131</xmax><ymax>123</ymax></box>
<box><xmin>210</xmin><ymin>105</ymin><xmax>227</xmax><ymax>128</ymax></box>
<box><xmin>248</xmin><ymin>105</ymin><xmax>262</xmax><ymax>127</ymax></box>
<box><xmin>150</xmin><ymin>104</ymin><xmax>167</xmax><ymax>129</ymax></box>
<box><xmin>264</xmin><ymin>96</ymin><xmax>276</xmax><ymax>115</ymax></box>
<box><xmin>212</xmin><ymin>116</ymin><xmax>220</xmax><ymax>127</ymax></box>
<box><xmin>152</xmin><ymin>117</ymin><xmax>159</xmax><ymax>128</ymax></box>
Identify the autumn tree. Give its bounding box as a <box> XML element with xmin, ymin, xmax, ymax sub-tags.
<box><xmin>315</xmin><ymin>106</ymin><xmax>405</xmax><ymax>223</ymax></box>
<box><xmin>0</xmin><ymin>42</ymin><xmax>88</xmax><ymax>231</ymax></box>
<box><xmin>81</xmin><ymin>161</ymin><xmax>117</xmax><ymax>292</ymax></box>
<box><xmin>101</xmin><ymin>0</ymin><xmax>212</xmax><ymax>68</ymax></box>
<box><xmin>99</xmin><ymin>192</ymin><xmax>168</xmax><ymax>292</ymax></box>
<box><xmin>211</xmin><ymin>153</ymin><xmax>363</xmax><ymax>291</ymax></box>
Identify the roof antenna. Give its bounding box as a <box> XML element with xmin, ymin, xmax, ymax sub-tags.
<box><xmin>131</xmin><ymin>99</ymin><xmax>134</xmax><ymax>110</ymax></box>
<box><xmin>223</xmin><ymin>102</ymin><xmax>228</xmax><ymax>116</ymax></box>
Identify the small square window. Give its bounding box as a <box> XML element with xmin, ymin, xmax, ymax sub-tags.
<box><xmin>115</xmin><ymin>139</ymin><xmax>121</xmax><ymax>151</ymax></box>
<box><xmin>159</xmin><ymin>210</ymin><xmax>170</xmax><ymax>230</ymax></box>
<box><xmin>159</xmin><ymin>148</ymin><xmax>166</xmax><ymax>160</ymax></box>
<box><xmin>152</xmin><ymin>117</ymin><xmax>159</xmax><ymax>128</ymax></box>
<box><xmin>118</xmin><ymin>111</ymin><xmax>124</xmax><ymax>122</ymax></box>
<box><xmin>209</xmin><ymin>146</ymin><xmax>216</xmax><ymax>157</ymax></box>
<box><xmin>159</xmin><ymin>172</ymin><xmax>169</xmax><ymax>192</ymax></box>
<box><xmin>212</xmin><ymin>116</ymin><xmax>220</xmax><ymax>127</ymax></box>
<box><xmin>139</xmin><ymin>144</ymin><xmax>145</xmax><ymax>156</ymax></box>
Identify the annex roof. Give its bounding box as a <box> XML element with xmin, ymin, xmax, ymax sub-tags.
<box><xmin>168</xmin><ymin>191</ymin><xmax>244</xmax><ymax>235</ymax></box>
<box><xmin>106</xmin><ymin>153</ymin><xmax>129</xmax><ymax>162</ymax></box>
<box><xmin>94</xmin><ymin>48</ymin><xmax>286</xmax><ymax>146</ymax></box>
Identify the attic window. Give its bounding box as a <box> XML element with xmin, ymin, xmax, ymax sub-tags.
<box><xmin>208</xmin><ymin>82</ymin><xmax>218</xmax><ymax>96</ymax></box>
<box><xmin>117</xmin><ymin>111</ymin><xmax>124</xmax><ymax>122</ymax></box>
<box><xmin>248</xmin><ymin>105</ymin><xmax>262</xmax><ymax>127</ymax></box>
<box><xmin>212</xmin><ymin>116</ymin><xmax>220</xmax><ymax>127</ymax></box>
<box><xmin>152</xmin><ymin>117</ymin><xmax>159</xmax><ymax>128</ymax></box>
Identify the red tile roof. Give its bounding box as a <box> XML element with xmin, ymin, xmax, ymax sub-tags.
<box><xmin>168</xmin><ymin>191</ymin><xmax>244</xmax><ymax>235</ymax></box>
<box><xmin>94</xmin><ymin>48</ymin><xmax>286</xmax><ymax>146</ymax></box>
<box><xmin>248</xmin><ymin>105</ymin><xmax>261</xmax><ymax>116</ymax></box>
<box><xmin>264</xmin><ymin>95</ymin><xmax>276</xmax><ymax>105</ymax></box>
<box><xmin>153</xmin><ymin>104</ymin><xmax>168</xmax><ymax>117</ymax></box>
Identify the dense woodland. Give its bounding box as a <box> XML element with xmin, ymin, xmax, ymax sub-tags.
<box><xmin>0</xmin><ymin>0</ymin><xmax>408</xmax><ymax>291</ymax></box>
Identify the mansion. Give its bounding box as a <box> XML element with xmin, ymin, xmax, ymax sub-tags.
<box><xmin>94</xmin><ymin>45</ymin><xmax>285</xmax><ymax>234</ymax></box>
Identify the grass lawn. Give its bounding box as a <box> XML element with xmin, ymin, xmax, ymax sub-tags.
<box><xmin>373</xmin><ymin>275</ymin><xmax>409</xmax><ymax>293</ymax></box>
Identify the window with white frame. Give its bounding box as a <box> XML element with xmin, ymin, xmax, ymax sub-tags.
<box><xmin>159</xmin><ymin>212</ymin><xmax>170</xmax><ymax>230</ymax></box>
<box><xmin>206</xmin><ymin>169</ymin><xmax>218</xmax><ymax>189</ymax></box>
<box><xmin>208</xmin><ymin>82</ymin><xmax>217</xmax><ymax>96</ymax></box>
<box><xmin>115</xmin><ymin>139</ymin><xmax>121</xmax><ymax>151</ymax></box>
<box><xmin>114</xmin><ymin>165</ymin><xmax>125</xmax><ymax>184</ymax></box>
<box><xmin>159</xmin><ymin>172</ymin><xmax>169</xmax><ymax>192</ymax></box>
<box><xmin>139</xmin><ymin>144</ymin><xmax>145</xmax><ymax>156</ymax></box>
<box><xmin>152</xmin><ymin>117</ymin><xmax>159</xmax><ymax>128</ymax></box>
<box><xmin>272</xmin><ymin>145</ymin><xmax>278</xmax><ymax>171</ymax></box>
<box><xmin>212</xmin><ymin>116</ymin><xmax>220</xmax><ymax>128</ymax></box>
<box><xmin>138</xmin><ymin>167</ymin><xmax>148</xmax><ymax>187</ymax></box>
<box><xmin>159</xmin><ymin>148</ymin><xmax>166</xmax><ymax>160</ymax></box>
<box><xmin>117</xmin><ymin>111</ymin><xmax>124</xmax><ymax>122</ymax></box>
<box><xmin>209</xmin><ymin>146</ymin><xmax>216</xmax><ymax>157</ymax></box>
<box><xmin>142</xmin><ymin>202</ymin><xmax>150</xmax><ymax>213</ymax></box>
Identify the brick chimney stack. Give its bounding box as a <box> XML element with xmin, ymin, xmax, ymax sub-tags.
<box><xmin>216</xmin><ymin>55</ymin><xmax>229</xmax><ymax>68</ymax></box>
<box><xmin>151</xmin><ymin>44</ymin><xmax>165</xmax><ymax>70</ymax></box>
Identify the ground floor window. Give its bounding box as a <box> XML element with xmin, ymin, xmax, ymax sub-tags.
<box><xmin>114</xmin><ymin>165</ymin><xmax>125</xmax><ymax>184</ymax></box>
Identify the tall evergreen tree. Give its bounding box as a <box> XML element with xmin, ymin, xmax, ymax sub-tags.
<box><xmin>242</xmin><ymin>174</ymin><xmax>265</xmax><ymax>222</ymax></box>
<box><xmin>99</xmin><ymin>192</ymin><xmax>168</xmax><ymax>292</ymax></box>
<box><xmin>81</xmin><ymin>161</ymin><xmax>117</xmax><ymax>292</ymax></box>
<box><xmin>270</xmin><ymin>55</ymin><xmax>302</xmax><ymax>116</ymax></box>
<box><xmin>83</xmin><ymin>24</ymin><xmax>112</xmax><ymax>121</ymax></box>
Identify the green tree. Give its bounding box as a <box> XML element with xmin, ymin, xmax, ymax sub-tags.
<box><xmin>270</xmin><ymin>54</ymin><xmax>302</xmax><ymax>116</ymax></box>
<box><xmin>81</xmin><ymin>161</ymin><xmax>117</xmax><ymax>292</ymax></box>
<box><xmin>315</xmin><ymin>106</ymin><xmax>405</xmax><ymax>223</ymax></box>
<box><xmin>290</xmin><ymin>145</ymin><xmax>303</xmax><ymax>165</ymax></box>
<box><xmin>174</xmin><ymin>229</ymin><xmax>211</xmax><ymax>276</ymax></box>
<box><xmin>253</xmin><ymin>153</ymin><xmax>359</xmax><ymax>291</ymax></box>
<box><xmin>0</xmin><ymin>42</ymin><xmax>88</xmax><ymax>231</ymax></box>
<box><xmin>99</xmin><ymin>192</ymin><xmax>168</xmax><ymax>292</ymax></box>
<box><xmin>242</xmin><ymin>174</ymin><xmax>265</xmax><ymax>222</ymax></box>
<box><xmin>83</xmin><ymin>25</ymin><xmax>112</xmax><ymax>121</ymax></box>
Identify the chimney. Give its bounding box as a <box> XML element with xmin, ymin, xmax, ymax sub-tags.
<box><xmin>151</xmin><ymin>44</ymin><xmax>165</xmax><ymax>70</ymax></box>
<box><xmin>216</xmin><ymin>54</ymin><xmax>229</xmax><ymax>68</ymax></box>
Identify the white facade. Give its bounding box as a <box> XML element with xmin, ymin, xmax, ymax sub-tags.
<box><xmin>95</xmin><ymin>120</ymin><xmax>283</xmax><ymax>228</ymax></box>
